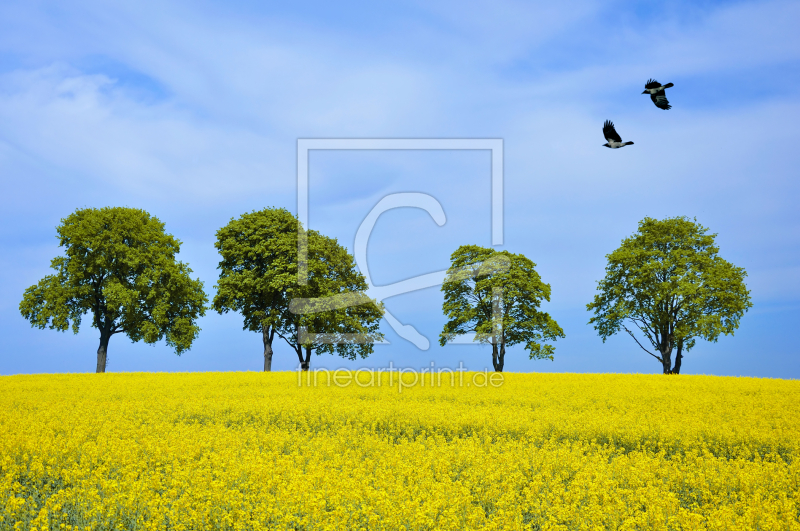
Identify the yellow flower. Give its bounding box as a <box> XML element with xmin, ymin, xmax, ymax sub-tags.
<box><xmin>1</xmin><ymin>371</ymin><xmax>799</xmax><ymax>530</ymax></box>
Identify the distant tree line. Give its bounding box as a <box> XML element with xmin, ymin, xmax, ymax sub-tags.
<box><xmin>20</xmin><ymin>207</ymin><xmax>752</xmax><ymax>375</ymax></box>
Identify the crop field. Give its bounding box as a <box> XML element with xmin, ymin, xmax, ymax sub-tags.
<box><xmin>1</xmin><ymin>371</ymin><xmax>799</xmax><ymax>531</ymax></box>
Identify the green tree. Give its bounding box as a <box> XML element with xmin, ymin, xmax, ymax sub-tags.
<box><xmin>20</xmin><ymin>207</ymin><xmax>208</xmax><ymax>373</ymax></box>
<box><xmin>587</xmin><ymin>216</ymin><xmax>753</xmax><ymax>374</ymax></box>
<box><xmin>213</xmin><ymin>208</ymin><xmax>299</xmax><ymax>371</ymax></box>
<box><xmin>439</xmin><ymin>245</ymin><xmax>565</xmax><ymax>372</ymax></box>
<box><xmin>213</xmin><ymin>208</ymin><xmax>383</xmax><ymax>371</ymax></box>
<box><xmin>283</xmin><ymin>231</ymin><xmax>384</xmax><ymax>371</ymax></box>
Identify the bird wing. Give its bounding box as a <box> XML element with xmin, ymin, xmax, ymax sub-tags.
<box><xmin>603</xmin><ymin>120</ymin><xmax>622</xmax><ymax>143</ymax></box>
<box><xmin>650</xmin><ymin>92</ymin><xmax>671</xmax><ymax>110</ymax></box>
<box><xmin>644</xmin><ymin>79</ymin><xmax>661</xmax><ymax>90</ymax></box>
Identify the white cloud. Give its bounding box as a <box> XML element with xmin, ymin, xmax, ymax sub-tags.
<box><xmin>0</xmin><ymin>64</ymin><xmax>292</xmax><ymax>200</ymax></box>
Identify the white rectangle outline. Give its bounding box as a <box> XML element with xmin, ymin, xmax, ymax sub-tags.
<box><xmin>296</xmin><ymin>138</ymin><xmax>504</xmax><ymax>286</ymax></box>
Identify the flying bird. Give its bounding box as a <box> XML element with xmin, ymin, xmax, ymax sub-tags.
<box><xmin>602</xmin><ymin>120</ymin><xmax>634</xmax><ymax>149</ymax></box>
<box><xmin>642</xmin><ymin>79</ymin><xmax>674</xmax><ymax>110</ymax></box>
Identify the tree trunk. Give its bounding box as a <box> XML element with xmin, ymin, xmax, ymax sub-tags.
<box><xmin>659</xmin><ymin>335</ymin><xmax>672</xmax><ymax>374</ymax></box>
<box><xmin>490</xmin><ymin>343</ymin><xmax>505</xmax><ymax>372</ymax></box>
<box><xmin>301</xmin><ymin>346</ymin><xmax>311</xmax><ymax>371</ymax></box>
<box><xmin>671</xmin><ymin>339</ymin><xmax>683</xmax><ymax>374</ymax></box>
<box><xmin>660</xmin><ymin>347</ymin><xmax>672</xmax><ymax>374</ymax></box>
<box><xmin>497</xmin><ymin>342</ymin><xmax>505</xmax><ymax>372</ymax></box>
<box><xmin>262</xmin><ymin>326</ymin><xmax>274</xmax><ymax>372</ymax></box>
<box><xmin>96</xmin><ymin>330</ymin><xmax>110</xmax><ymax>373</ymax></box>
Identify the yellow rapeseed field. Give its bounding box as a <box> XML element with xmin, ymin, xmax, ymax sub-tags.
<box><xmin>1</xmin><ymin>370</ymin><xmax>799</xmax><ymax>530</ymax></box>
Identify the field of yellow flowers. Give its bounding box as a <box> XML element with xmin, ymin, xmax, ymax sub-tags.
<box><xmin>1</xmin><ymin>370</ymin><xmax>799</xmax><ymax>530</ymax></box>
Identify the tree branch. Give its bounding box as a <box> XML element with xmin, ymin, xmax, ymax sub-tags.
<box><xmin>623</xmin><ymin>325</ymin><xmax>662</xmax><ymax>362</ymax></box>
<box><xmin>275</xmin><ymin>329</ymin><xmax>300</xmax><ymax>356</ymax></box>
<box><xmin>631</xmin><ymin>317</ymin><xmax>657</xmax><ymax>348</ymax></box>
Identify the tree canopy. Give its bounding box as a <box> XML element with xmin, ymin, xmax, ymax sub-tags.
<box><xmin>587</xmin><ymin>216</ymin><xmax>752</xmax><ymax>374</ymax></box>
<box><xmin>213</xmin><ymin>208</ymin><xmax>383</xmax><ymax>371</ymax></box>
<box><xmin>439</xmin><ymin>245</ymin><xmax>565</xmax><ymax>372</ymax></box>
<box><xmin>19</xmin><ymin>207</ymin><xmax>208</xmax><ymax>373</ymax></box>
<box><xmin>282</xmin><ymin>230</ymin><xmax>384</xmax><ymax>371</ymax></box>
<box><xmin>213</xmin><ymin>208</ymin><xmax>299</xmax><ymax>371</ymax></box>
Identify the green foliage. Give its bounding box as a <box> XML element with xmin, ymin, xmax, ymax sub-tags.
<box><xmin>587</xmin><ymin>216</ymin><xmax>753</xmax><ymax>372</ymax></box>
<box><xmin>213</xmin><ymin>208</ymin><xmax>298</xmax><ymax>334</ymax></box>
<box><xmin>213</xmin><ymin>208</ymin><xmax>383</xmax><ymax>369</ymax></box>
<box><xmin>439</xmin><ymin>245</ymin><xmax>564</xmax><ymax>370</ymax></box>
<box><xmin>285</xmin><ymin>230</ymin><xmax>385</xmax><ymax>363</ymax></box>
<box><xmin>19</xmin><ymin>207</ymin><xmax>208</xmax><ymax>358</ymax></box>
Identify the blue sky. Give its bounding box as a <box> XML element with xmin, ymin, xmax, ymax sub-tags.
<box><xmin>1</xmin><ymin>0</ymin><xmax>798</xmax><ymax>377</ymax></box>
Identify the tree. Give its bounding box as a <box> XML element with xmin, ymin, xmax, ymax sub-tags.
<box><xmin>439</xmin><ymin>245</ymin><xmax>565</xmax><ymax>372</ymax></box>
<box><xmin>587</xmin><ymin>216</ymin><xmax>753</xmax><ymax>374</ymax></box>
<box><xmin>213</xmin><ymin>208</ymin><xmax>299</xmax><ymax>371</ymax></box>
<box><xmin>20</xmin><ymin>207</ymin><xmax>208</xmax><ymax>373</ymax></box>
<box><xmin>213</xmin><ymin>208</ymin><xmax>383</xmax><ymax>371</ymax></box>
<box><xmin>282</xmin><ymin>231</ymin><xmax>384</xmax><ymax>371</ymax></box>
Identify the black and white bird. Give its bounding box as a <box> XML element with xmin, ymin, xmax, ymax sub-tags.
<box><xmin>642</xmin><ymin>79</ymin><xmax>674</xmax><ymax>110</ymax></box>
<box><xmin>602</xmin><ymin>120</ymin><xmax>634</xmax><ymax>149</ymax></box>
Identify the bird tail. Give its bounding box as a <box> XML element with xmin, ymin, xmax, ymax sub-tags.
<box><xmin>663</xmin><ymin>83</ymin><xmax>674</xmax><ymax>89</ymax></box>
